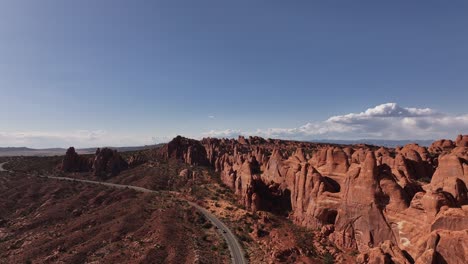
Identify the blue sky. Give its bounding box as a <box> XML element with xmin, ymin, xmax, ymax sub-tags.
<box><xmin>0</xmin><ymin>0</ymin><xmax>467</xmax><ymax>148</ymax></box>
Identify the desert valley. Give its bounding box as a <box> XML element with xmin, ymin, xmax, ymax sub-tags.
<box><xmin>0</xmin><ymin>134</ymin><xmax>467</xmax><ymax>263</ymax></box>
<box><xmin>1</xmin><ymin>1</ymin><xmax>467</xmax><ymax>263</ymax></box>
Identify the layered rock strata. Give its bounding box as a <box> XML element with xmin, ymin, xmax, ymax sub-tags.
<box><xmin>160</xmin><ymin>135</ymin><xmax>468</xmax><ymax>263</ymax></box>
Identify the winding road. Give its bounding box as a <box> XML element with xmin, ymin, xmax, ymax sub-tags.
<box><xmin>189</xmin><ymin>202</ymin><xmax>246</xmax><ymax>264</ymax></box>
<box><xmin>29</xmin><ymin>173</ymin><xmax>247</xmax><ymax>264</ymax></box>
<box><xmin>0</xmin><ymin>161</ymin><xmax>247</xmax><ymax>263</ymax></box>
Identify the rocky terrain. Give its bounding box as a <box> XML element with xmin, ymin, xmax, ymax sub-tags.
<box><xmin>1</xmin><ymin>143</ymin><xmax>336</xmax><ymax>263</ymax></box>
<box><xmin>0</xmin><ymin>172</ymin><xmax>229</xmax><ymax>264</ymax></box>
<box><xmin>2</xmin><ymin>134</ymin><xmax>467</xmax><ymax>263</ymax></box>
<box><xmin>149</xmin><ymin>134</ymin><xmax>468</xmax><ymax>264</ymax></box>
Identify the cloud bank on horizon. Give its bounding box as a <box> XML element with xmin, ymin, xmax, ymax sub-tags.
<box><xmin>0</xmin><ymin>103</ymin><xmax>467</xmax><ymax>148</ymax></box>
<box><xmin>0</xmin><ymin>130</ymin><xmax>163</xmax><ymax>149</ymax></box>
<box><xmin>204</xmin><ymin>103</ymin><xmax>468</xmax><ymax>140</ymax></box>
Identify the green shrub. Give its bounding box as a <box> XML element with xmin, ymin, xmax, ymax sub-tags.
<box><xmin>202</xmin><ymin>222</ymin><xmax>213</xmax><ymax>229</ymax></box>
<box><xmin>323</xmin><ymin>252</ymin><xmax>334</xmax><ymax>264</ymax></box>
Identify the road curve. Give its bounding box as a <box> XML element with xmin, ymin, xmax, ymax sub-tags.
<box><xmin>38</xmin><ymin>175</ymin><xmax>247</xmax><ymax>264</ymax></box>
<box><xmin>189</xmin><ymin>202</ymin><xmax>247</xmax><ymax>264</ymax></box>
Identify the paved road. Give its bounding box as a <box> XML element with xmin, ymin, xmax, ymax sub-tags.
<box><xmin>37</xmin><ymin>174</ymin><xmax>247</xmax><ymax>264</ymax></box>
<box><xmin>189</xmin><ymin>202</ymin><xmax>247</xmax><ymax>264</ymax></box>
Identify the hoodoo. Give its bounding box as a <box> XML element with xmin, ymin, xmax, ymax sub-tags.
<box><xmin>159</xmin><ymin>134</ymin><xmax>468</xmax><ymax>263</ymax></box>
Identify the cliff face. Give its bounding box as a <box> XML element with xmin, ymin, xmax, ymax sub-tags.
<box><xmin>61</xmin><ymin>147</ymin><xmax>92</xmax><ymax>172</ymax></box>
<box><xmin>157</xmin><ymin>135</ymin><xmax>209</xmax><ymax>166</ymax></box>
<box><xmin>92</xmin><ymin>148</ymin><xmax>129</xmax><ymax>179</ymax></box>
<box><xmin>61</xmin><ymin>147</ymin><xmax>128</xmax><ymax>178</ymax></box>
<box><xmin>160</xmin><ymin>135</ymin><xmax>468</xmax><ymax>263</ymax></box>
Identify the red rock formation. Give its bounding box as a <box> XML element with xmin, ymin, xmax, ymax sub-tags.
<box><xmin>61</xmin><ymin>147</ymin><xmax>128</xmax><ymax>178</ymax></box>
<box><xmin>456</xmin><ymin>134</ymin><xmax>468</xmax><ymax>147</ymax></box>
<box><xmin>397</xmin><ymin>143</ymin><xmax>435</xmax><ymax>181</ymax></box>
<box><xmin>332</xmin><ymin>152</ymin><xmax>398</xmax><ymax>251</ymax></box>
<box><xmin>127</xmin><ymin>154</ymin><xmax>147</xmax><ymax>168</ymax></box>
<box><xmin>357</xmin><ymin>240</ymin><xmax>411</xmax><ymax>264</ymax></box>
<box><xmin>93</xmin><ymin>148</ymin><xmax>128</xmax><ymax>179</ymax></box>
<box><xmin>158</xmin><ymin>136</ymin><xmax>209</xmax><ymax>166</ymax></box>
<box><xmin>429</xmin><ymin>139</ymin><xmax>455</xmax><ymax>153</ymax></box>
<box><xmin>160</xmin><ymin>134</ymin><xmax>468</xmax><ymax>263</ymax></box>
<box><xmin>61</xmin><ymin>147</ymin><xmax>91</xmax><ymax>172</ymax></box>
<box><xmin>430</xmin><ymin>150</ymin><xmax>468</xmax><ymax>205</ymax></box>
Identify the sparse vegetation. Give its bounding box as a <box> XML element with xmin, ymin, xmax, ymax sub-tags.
<box><xmin>0</xmin><ymin>172</ymin><xmax>229</xmax><ymax>263</ymax></box>
<box><xmin>291</xmin><ymin>224</ymin><xmax>317</xmax><ymax>257</ymax></box>
<box><xmin>238</xmin><ymin>234</ymin><xmax>252</xmax><ymax>242</ymax></box>
<box><xmin>202</xmin><ymin>222</ymin><xmax>213</xmax><ymax>229</ymax></box>
<box><xmin>323</xmin><ymin>251</ymin><xmax>334</xmax><ymax>264</ymax></box>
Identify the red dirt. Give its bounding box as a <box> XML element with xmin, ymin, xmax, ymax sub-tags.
<box><xmin>0</xmin><ymin>173</ymin><xmax>228</xmax><ymax>264</ymax></box>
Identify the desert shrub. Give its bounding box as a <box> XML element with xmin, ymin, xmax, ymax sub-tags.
<box><xmin>221</xmin><ymin>241</ymin><xmax>228</xmax><ymax>249</ymax></box>
<box><xmin>291</xmin><ymin>225</ymin><xmax>317</xmax><ymax>257</ymax></box>
<box><xmin>197</xmin><ymin>213</ymin><xmax>206</xmax><ymax>224</ymax></box>
<box><xmin>323</xmin><ymin>252</ymin><xmax>334</xmax><ymax>264</ymax></box>
<box><xmin>239</xmin><ymin>234</ymin><xmax>252</xmax><ymax>242</ymax></box>
<box><xmin>202</xmin><ymin>222</ymin><xmax>213</xmax><ymax>229</ymax></box>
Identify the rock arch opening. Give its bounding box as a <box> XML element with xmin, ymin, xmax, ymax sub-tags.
<box><xmin>252</xmin><ymin>180</ymin><xmax>292</xmax><ymax>216</ymax></box>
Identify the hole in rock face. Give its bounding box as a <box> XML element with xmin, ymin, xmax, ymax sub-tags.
<box><xmin>323</xmin><ymin>177</ymin><xmax>341</xmax><ymax>193</ymax></box>
<box><xmin>327</xmin><ymin>211</ymin><xmax>338</xmax><ymax>224</ymax></box>
<box><xmin>252</xmin><ymin>179</ymin><xmax>292</xmax><ymax>216</ymax></box>
<box><xmin>315</xmin><ymin>209</ymin><xmax>338</xmax><ymax>225</ymax></box>
<box><xmin>326</xmin><ymin>210</ymin><xmax>338</xmax><ymax>225</ymax></box>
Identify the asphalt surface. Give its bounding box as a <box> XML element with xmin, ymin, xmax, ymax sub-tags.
<box><xmin>0</xmin><ymin>161</ymin><xmax>247</xmax><ymax>264</ymax></box>
<box><xmin>36</xmin><ymin>174</ymin><xmax>248</xmax><ymax>264</ymax></box>
<box><xmin>189</xmin><ymin>202</ymin><xmax>247</xmax><ymax>264</ymax></box>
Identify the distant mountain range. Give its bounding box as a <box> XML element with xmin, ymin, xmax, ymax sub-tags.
<box><xmin>310</xmin><ymin>139</ymin><xmax>434</xmax><ymax>147</ymax></box>
<box><xmin>0</xmin><ymin>139</ymin><xmax>435</xmax><ymax>157</ymax></box>
<box><xmin>0</xmin><ymin>145</ymin><xmax>162</xmax><ymax>157</ymax></box>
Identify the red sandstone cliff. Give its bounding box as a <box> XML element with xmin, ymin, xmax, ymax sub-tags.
<box><xmin>61</xmin><ymin>147</ymin><xmax>128</xmax><ymax>178</ymax></box>
<box><xmin>159</xmin><ymin>135</ymin><xmax>468</xmax><ymax>263</ymax></box>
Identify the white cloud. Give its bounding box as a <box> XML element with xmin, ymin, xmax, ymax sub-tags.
<box><xmin>208</xmin><ymin>115</ymin><xmax>215</xmax><ymax>119</ymax></box>
<box><xmin>203</xmin><ymin>129</ymin><xmax>242</xmax><ymax>138</ymax></box>
<box><xmin>326</xmin><ymin>103</ymin><xmax>436</xmax><ymax>123</ymax></box>
<box><xmin>2</xmin><ymin>103</ymin><xmax>466</xmax><ymax>148</ymax></box>
<box><xmin>0</xmin><ymin>130</ymin><xmax>159</xmax><ymax>148</ymax></box>
<box><xmin>203</xmin><ymin>103</ymin><xmax>468</xmax><ymax>140</ymax></box>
